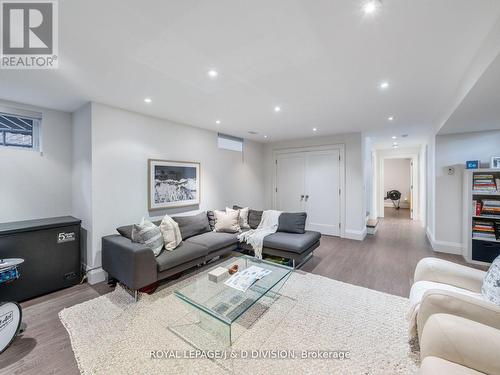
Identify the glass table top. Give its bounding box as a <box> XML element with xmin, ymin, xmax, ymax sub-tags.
<box><xmin>174</xmin><ymin>256</ymin><xmax>293</xmax><ymax>325</ymax></box>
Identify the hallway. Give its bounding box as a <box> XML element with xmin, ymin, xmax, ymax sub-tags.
<box><xmin>301</xmin><ymin>207</ymin><xmax>476</xmax><ymax>297</ymax></box>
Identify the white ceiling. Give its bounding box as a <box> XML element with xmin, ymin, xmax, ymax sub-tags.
<box><xmin>1</xmin><ymin>0</ymin><xmax>500</xmax><ymax>143</ymax></box>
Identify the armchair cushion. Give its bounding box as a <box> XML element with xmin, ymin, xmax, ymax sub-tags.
<box><xmin>407</xmin><ymin>281</ymin><xmax>483</xmax><ymax>338</ymax></box>
<box><xmin>420</xmin><ymin>314</ymin><xmax>500</xmax><ymax>375</ymax></box>
<box><xmin>419</xmin><ymin>357</ymin><xmax>483</xmax><ymax>375</ymax></box>
<box><xmin>416</xmin><ymin>289</ymin><xmax>500</xmax><ymax>339</ymax></box>
<box><xmin>414</xmin><ymin>258</ymin><xmax>486</xmax><ymax>293</ymax></box>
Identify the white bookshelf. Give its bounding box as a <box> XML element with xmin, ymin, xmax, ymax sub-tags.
<box><xmin>463</xmin><ymin>168</ymin><xmax>500</xmax><ymax>265</ymax></box>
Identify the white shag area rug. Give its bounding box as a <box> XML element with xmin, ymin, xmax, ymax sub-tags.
<box><xmin>59</xmin><ymin>268</ymin><xmax>419</xmax><ymax>375</ymax></box>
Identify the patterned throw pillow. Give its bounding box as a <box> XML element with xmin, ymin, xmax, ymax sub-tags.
<box><xmin>207</xmin><ymin>210</ymin><xmax>216</xmax><ymax>231</ymax></box>
<box><xmin>227</xmin><ymin>206</ymin><xmax>250</xmax><ymax>229</ymax></box>
<box><xmin>131</xmin><ymin>218</ymin><xmax>164</xmax><ymax>256</ymax></box>
<box><xmin>481</xmin><ymin>255</ymin><xmax>500</xmax><ymax>305</ymax></box>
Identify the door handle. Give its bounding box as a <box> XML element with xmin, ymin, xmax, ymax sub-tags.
<box><xmin>300</xmin><ymin>195</ymin><xmax>305</xmax><ymax>201</ymax></box>
<box><xmin>305</xmin><ymin>195</ymin><xmax>309</xmax><ymax>201</ymax></box>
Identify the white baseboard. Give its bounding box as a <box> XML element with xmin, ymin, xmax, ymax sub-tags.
<box><xmin>87</xmin><ymin>267</ymin><xmax>107</xmax><ymax>285</ymax></box>
<box><xmin>343</xmin><ymin>228</ymin><xmax>367</xmax><ymax>241</ymax></box>
<box><xmin>426</xmin><ymin>228</ymin><xmax>462</xmax><ymax>255</ymax></box>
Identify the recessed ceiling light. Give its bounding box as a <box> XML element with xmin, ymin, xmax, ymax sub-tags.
<box><xmin>264</xmin><ymin>135</ymin><xmax>268</xmax><ymax>139</ymax></box>
<box><xmin>313</xmin><ymin>128</ymin><xmax>317</xmax><ymax>132</ymax></box>
<box><xmin>388</xmin><ymin>116</ymin><xmax>394</xmax><ymax>121</ymax></box>
<box><xmin>379</xmin><ymin>81</ymin><xmax>389</xmax><ymax>90</ymax></box>
<box><xmin>392</xmin><ymin>142</ymin><xmax>398</xmax><ymax>146</ymax></box>
<box><xmin>215</xmin><ymin>120</ymin><xmax>221</xmax><ymax>125</ymax></box>
<box><xmin>144</xmin><ymin>97</ymin><xmax>152</xmax><ymax>103</ymax></box>
<box><xmin>391</xmin><ymin>136</ymin><xmax>397</xmax><ymax>139</ymax></box>
<box><xmin>392</xmin><ymin>145</ymin><xmax>399</xmax><ymax>149</ymax></box>
<box><xmin>362</xmin><ymin>0</ymin><xmax>381</xmax><ymax>14</ymax></box>
<box><xmin>274</xmin><ymin>106</ymin><xmax>281</xmax><ymax>112</ymax></box>
<box><xmin>207</xmin><ymin>69</ymin><xmax>218</xmax><ymax>78</ymax></box>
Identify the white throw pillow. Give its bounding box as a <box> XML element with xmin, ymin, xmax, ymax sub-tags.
<box><xmin>226</xmin><ymin>207</ymin><xmax>250</xmax><ymax>229</ymax></box>
<box><xmin>159</xmin><ymin>214</ymin><xmax>182</xmax><ymax>251</ymax></box>
<box><xmin>482</xmin><ymin>255</ymin><xmax>500</xmax><ymax>305</ymax></box>
<box><xmin>214</xmin><ymin>210</ymin><xmax>240</xmax><ymax>233</ymax></box>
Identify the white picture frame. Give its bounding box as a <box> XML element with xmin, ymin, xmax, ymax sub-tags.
<box><xmin>148</xmin><ymin>159</ymin><xmax>200</xmax><ymax>210</ymax></box>
<box><xmin>491</xmin><ymin>156</ymin><xmax>500</xmax><ymax>169</ymax></box>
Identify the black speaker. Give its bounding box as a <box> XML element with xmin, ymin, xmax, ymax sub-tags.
<box><xmin>0</xmin><ymin>216</ymin><xmax>81</xmax><ymax>302</ymax></box>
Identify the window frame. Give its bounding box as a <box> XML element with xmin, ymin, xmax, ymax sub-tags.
<box><xmin>217</xmin><ymin>132</ymin><xmax>244</xmax><ymax>152</ymax></box>
<box><xmin>0</xmin><ymin>107</ymin><xmax>42</xmax><ymax>151</ymax></box>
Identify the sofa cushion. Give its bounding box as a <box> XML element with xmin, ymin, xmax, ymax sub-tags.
<box><xmin>263</xmin><ymin>231</ymin><xmax>321</xmax><ymax>254</ymax></box>
<box><xmin>248</xmin><ymin>209</ymin><xmax>263</xmax><ymax>229</ymax></box>
<box><xmin>155</xmin><ymin>241</ymin><xmax>208</xmax><ymax>272</ymax></box>
<box><xmin>278</xmin><ymin>212</ymin><xmax>307</xmax><ymax>234</ymax></box>
<box><xmin>172</xmin><ymin>212</ymin><xmax>211</xmax><ymax>240</ymax></box>
<box><xmin>185</xmin><ymin>231</ymin><xmax>239</xmax><ymax>253</ymax></box>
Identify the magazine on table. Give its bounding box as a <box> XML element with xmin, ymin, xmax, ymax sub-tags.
<box><xmin>224</xmin><ymin>266</ymin><xmax>272</xmax><ymax>292</ymax></box>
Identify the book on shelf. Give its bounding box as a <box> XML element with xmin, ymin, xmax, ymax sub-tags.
<box><xmin>473</xmin><ymin>174</ymin><xmax>500</xmax><ymax>192</ymax></box>
<box><xmin>472</xmin><ymin>219</ymin><xmax>499</xmax><ymax>240</ymax></box>
<box><xmin>481</xmin><ymin>199</ymin><xmax>500</xmax><ymax>216</ymax></box>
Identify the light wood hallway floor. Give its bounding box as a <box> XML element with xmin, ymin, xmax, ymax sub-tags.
<box><xmin>0</xmin><ymin>207</ymin><xmax>476</xmax><ymax>375</ymax></box>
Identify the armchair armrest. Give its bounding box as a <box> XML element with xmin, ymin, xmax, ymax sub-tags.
<box><xmin>417</xmin><ymin>289</ymin><xmax>500</xmax><ymax>339</ymax></box>
<box><xmin>102</xmin><ymin>235</ymin><xmax>157</xmax><ymax>290</ymax></box>
<box><xmin>414</xmin><ymin>258</ymin><xmax>486</xmax><ymax>292</ymax></box>
<box><xmin>420</xmin><ymin>313</ymin><xmax>500</xmax><ymax>375</ymax></box>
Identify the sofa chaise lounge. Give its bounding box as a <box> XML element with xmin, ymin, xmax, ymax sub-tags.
<box><xmin>102</xmin><ymin>210</ymin><xmax>320</xmax><ymax>296</ymax></box>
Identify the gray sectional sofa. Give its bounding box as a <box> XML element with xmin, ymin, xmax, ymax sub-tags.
<box><xmin>102</xmin><ymin>210</ymin><xmax>320</xmax><ymax>294</ymax></box>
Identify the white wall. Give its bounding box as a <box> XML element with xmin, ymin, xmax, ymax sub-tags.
<box><xmin>383</xmin><ymin>158</ymin><xmax>411</xmax><ymax>208</ymax></box>
<box><xmin>71</xmin><ymin>103</ymin><xmax>94</xmax><ymax>273</ymax></box>
<box><xmin>86</xmin><ymin>102</ymin><xmax>266</xmax><ymax>282</ymax></box>
<box><xmin>433</xmin><ymin>130</ymin><xmax>500</xmax><ymax>253</ymax></box>
<box><xmin>263</xmin><ymin>132</ymin><xmax>365</xmax><ymax>240</ymax></box>
<box><xmin>363</xmin><ymin>136</ymin><xmax>374</xmax><ymax>218</ymax></box>
<box><xmin>0</xmin><ymin>100</ymin><xmax>73</xmax><ymax>223</ymax></box>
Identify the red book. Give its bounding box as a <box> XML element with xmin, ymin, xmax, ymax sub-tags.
<box><xmin>476</xmin><ymin>201</ymin><xmax>482</xmax><ymax>216</ymax></box>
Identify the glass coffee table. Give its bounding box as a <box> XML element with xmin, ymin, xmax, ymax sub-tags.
<box><xmin>170</xmin><ymin>255</ymin><xmax>293</xmax><ymax>347</ymax></box>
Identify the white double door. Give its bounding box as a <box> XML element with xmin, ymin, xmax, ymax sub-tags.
<box><xmin>275</xmin><ymin>149</ymin><xmax>341</xmax><ymax>236</ymax></box>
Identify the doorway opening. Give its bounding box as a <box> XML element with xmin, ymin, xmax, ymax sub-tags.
<box><xmin>383</xmin><ymin>158</ymin><xmax>412</xmax><ymax>220</ymax></box>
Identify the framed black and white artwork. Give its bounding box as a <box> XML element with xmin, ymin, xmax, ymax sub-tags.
<box><xmin>148</xmin><ymin>159</ymin><xmax>200</xmax><ymax>210</ymax></box>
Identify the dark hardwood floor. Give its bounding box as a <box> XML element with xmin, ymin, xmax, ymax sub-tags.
<box><xmin>0</xmin><ymin>207</ymin><xmax>477</xmax><ymax>374</ymax></box>
<box><xmin>302</xmin><ymin>208</ymin><xmax>476</xmax><ymax>297</ymax></box>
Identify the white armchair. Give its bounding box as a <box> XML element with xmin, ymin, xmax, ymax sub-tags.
<box><xmin>419</xmin><ymin>313</ymin><xmax>500</xmax><ymax>375</ymax></box>
<box><xmin>408</xmin><ymin>257</ymin><xmax>500</xmax><ymax>339</ymax></box>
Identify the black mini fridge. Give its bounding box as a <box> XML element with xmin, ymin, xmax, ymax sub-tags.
<box><xmin>0</xmin><ymin>216</ymin><xmax>82</xmax><ymax>302</ymax></box>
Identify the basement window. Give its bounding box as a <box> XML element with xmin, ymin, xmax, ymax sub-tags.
<box><xmin>217</xmin><ymin>133</ymin><xmax>243</xmax><ymax>152</ymax></box>
<box><xmin>0</xmin><ymin>108</ymin><xmax>41</xmax><ymax>151</ymax></box>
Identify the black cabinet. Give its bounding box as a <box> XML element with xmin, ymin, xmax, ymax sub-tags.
<box><xmin>0</xmin><ymin>216</ymin><xmax>81</xmax><ymax>302</ymax></box>
<box><xmin>472</xmin><ymin>239</ymin><xmax>500</xmax><ymax>263</ymax></box>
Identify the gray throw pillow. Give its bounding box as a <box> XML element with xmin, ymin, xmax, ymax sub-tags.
<box><xmin>482</xmin><ymin>255</ymin><xmax>500</xmax><ymax>305</ymax></box>
<box><xmin>172</xmin><ymin>212</ymin><xmax>211</xmax><ymax>240</ymax></box>
<box><xmin>248</xmin><ymin>209</ymin><xmax>263</xmax><ymax>229</ymax></box>
<box><xmin>131</xmin><ymin>219</ymin><xmax>164</xmax><ymax>256</ymax></box>
<box><xmin>117</xmin><ymin>225</ymin><xmax>134</xmax><ymax>240</ymax></box>
<box><xmin>278</xmin><ymin>212</ymin><xmax>307</xmax><ymax>234</ymax></box>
